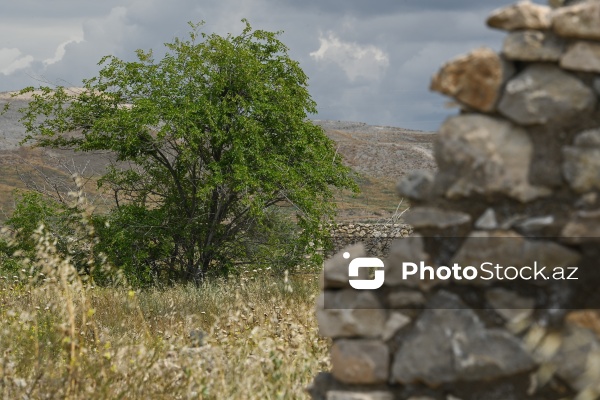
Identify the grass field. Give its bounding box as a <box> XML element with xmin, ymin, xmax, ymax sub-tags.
<box><xmin>0</xmin><ymin>224</ymin><xmax>326</xmax><ymax>400</ymax></box>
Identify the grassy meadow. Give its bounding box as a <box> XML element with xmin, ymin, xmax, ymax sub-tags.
<box><xmin>0</xmin><ymin>232</ymin><xmax>327</xmax><ymax>399</ymax></box>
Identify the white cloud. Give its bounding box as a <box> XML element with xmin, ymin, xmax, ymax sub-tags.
<box><xmin>0</xmin><ymin>48</ymin><xmax>33</xmax><ymax>75</ymax></box>
<box><xmin>44</xmin><ymin>36</ymin><xmax>84</xmax><ymax>66</ymax></box>
<box><xmin>310</xmin><ymin>32</ymin><xmax>389</xmax><ymax>82</ymax></box>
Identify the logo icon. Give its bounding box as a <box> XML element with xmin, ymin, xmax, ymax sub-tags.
<box><xmin>344</xmin><ymin>252</ymin><xmax>385</xmax><ymax>290</ymax></box>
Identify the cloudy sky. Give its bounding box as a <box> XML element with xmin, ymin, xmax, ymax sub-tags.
<box><xmin>0</xmin><ymin>0</ymin><xmax>547</xmax><ymax>131</ymax></box>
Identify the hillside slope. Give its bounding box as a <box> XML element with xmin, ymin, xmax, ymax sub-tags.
<box><xmin>0</xmin><ymin>94</ymin><xmax>437</xmax><ymax>221</ymax></box>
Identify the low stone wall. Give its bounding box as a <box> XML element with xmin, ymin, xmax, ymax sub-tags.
<box><xmin>311</xmin><ymin>1</ymin><xmax>600</xmax><ymax>399</ymax></box>
<box><xmin>328</xmin><ymin>223</ymin><xmax>412</xmax><ymax>258</ymax></box>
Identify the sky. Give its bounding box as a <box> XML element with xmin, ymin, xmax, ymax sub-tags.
<box><xmin>0</xmin><ymin>0</ymin><xmax>547</xmax><ymax>132</ymax></box>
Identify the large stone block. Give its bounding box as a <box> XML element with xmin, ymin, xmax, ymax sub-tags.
<box><xmin>316</xmin><ymin>291</ymin><xmax>386</xmax><ymax>338</ymax></box>
<box><xmin>403</xmin><ymin>207</ymin><xmax>471</xmax><ymax>230</ymax></box>
<box><xmin>452</xmin><ymin>230</ymin><xmax>581</xmax><ymax>279</ymax></box>
<box><xmin>561</xmin><ymin>41</ymin><xmax>600</xmax><ymax>73</ymax></box>
<box><xmin>391</xmin><ymin>292</ymin><xmax>535</xmax><ymax>385</ymax></box>
<box><xmin>430</xmin><ymin>48</ymin><xmax>514</xmax><ymax>112</ymax></box>
<box><xmin>563</xmin><ymin>129</ymin><xmax>600</xmax><ymax>193</ymax></box>
<box><xmin>553</xmin><ymin>1</ymin><xmax>600</xmax><ymax>40</ymax></box>
<box><xmin>331</xmin><ymin>339</ymin><xmax>390</xmax><ymax>384</ymax></box>
<box><xmin>487</xmin><ymin>2</ymin><xmax>552</xmax><ymax>30</ymax></box>
<box><xmin>384</xmin><ymin>235</ymin><xmax>431</xmax><ymax>287</ymax></box>
<box><xmin>435</xmin><ymin>114</ymin><xmax>550</xmax><ymax>202</ymax></box>
<box><xmin>502</xmin><ymin>30</ymin><xmax>566</xmax><ymax>62</ymax></box>
<box><xmin>396</xmin><ymin>170</ymin><xmax>434</xmax><ymax>201</ymax></box>
<box><xmin>498</xmin><ymin>64</ymin><xmax>596</xmax><ymax>125</ymax></box>
<box><xmin>321</xmin><ymin>244</ymin><xmax>367</xmax><ymax>289</ymax></box>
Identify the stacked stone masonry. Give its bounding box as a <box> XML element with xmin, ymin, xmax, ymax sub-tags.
<box><xmin>328</xmin><ymin>223</ymin><xmax>413</xmax><ymax>259</ymax></box>
<box><xmin>311</xmin><ymin>1</ymin><xmax>600</xmax><ymax>399</ymax></box>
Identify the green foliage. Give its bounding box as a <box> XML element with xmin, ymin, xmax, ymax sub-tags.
<box><xmin>0</xmin><ymin>190</ymin><xmax>110</xmax><ymax>281</ymax></box>
<box><xmin>12</xmin><ymin>21</ymin><xmax>358</xmax><ymax>282</ymax></box>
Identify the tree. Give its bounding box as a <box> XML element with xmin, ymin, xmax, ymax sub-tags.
<box><xmin>13</xmin><ymin>21</ymin><xmax>358</xmax><ymax>282</ymax></box>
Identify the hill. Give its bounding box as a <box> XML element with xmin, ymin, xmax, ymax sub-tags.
<box><xmin>0</xmin><ymin>92</ymin><xmax>437</xmax><ymax>222</ymax></box>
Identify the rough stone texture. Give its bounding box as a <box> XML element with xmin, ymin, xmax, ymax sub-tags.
<box><xmin>384</xmin><ymin>236</ymin><xmax>432</xmax><ymax>287</ymax></box>
<box><xmin>452</xmin><ymin>230</ymin><xmax>581</xmax><ymax>277</ymax></box>
<box><xmin>403</xmin><ymin>207</ymin><xmax>471</xmax><ymax>230</ymax></box>
<box><xmin>327</xmin><ymin>391</ymin><xmax>394</xmax><ymax>400</ymax></box>
<box><xmin>311</xmin><ymin>2</ymin><xmax>600</xmax><ymax>398</ymax></box>
<box><xmin>563</xmin><ymin>129</ymin><xmax>600</xmax><ymax>193</ymax></box>
<box><xmin>430</xmin><ymin>48</ymin><xmax>514</xmax><ymax>112</ymax></box>
<box><xmin>328</xmin><ymin>223</ymin><xmax>413</xmax><ymax>259</ymax></box>
<box><xmin>552</xmin><ymin>325</ymin><xmax>600</xmax><ymax>392</ymax></box>
<box><xmin>435</xmin><ymin>114</ymin><xmax>550</xmax><ymax>201</ymax></box>
<box><xmin>317</xmin><ymin>291</ymin><xmax>386</xmax><ymax>339</ymax></box>
<box><xmin>561</xmin><ymin>209</ymin><xmax>600</xmax><ymax>242</ymax></box>
<box><xmin>475</xmin><ymin>208</ymin><xmax>499</xmax><ymax>230</ymax></box>
<box><xmin>561</xmin><ymin>41</ymin><xmax>600</xmax><ymax>72</ymax></box>
<box><xmin>502</xmin><ymin>30</ymin><xmax>566</xmax><ymax>61</ymax></box>
<box><xmin>381</xmin><ymin>312</ymin><xmax>411</xmax><ymax>341</ymax></box>
<box><xmin>487</xmin><ymin>2</ymin><xmax>552</xmax><ymax>30</ymax></box>
<box><xmin>552</xmin><ymin>1</ymin><xmax>600</xmax><ymax>40</ymax></box>
<box><xmin>331</xmin><ymin>340</ymin><xmax>390</xmax><ymax>384</ymax></box>
<box><xmin>391</xmin><ymin>292</ymin><xmax>535</xmax><ymax>385</ymax></box>
<box><xmin>321</xmin><ymin>244</ymin><xmax>368</xmax><ymax>289</ymax></box>
<box><xmin>387</xmin><ymin>290</ymin><xmax>426</xmax><ymax>308</ymax></box>
<box><xmin>396</xmin><ymin>170</ymin><xmax>434</xmax><ymax>201</ymax></box>
<box><xmin>486</xmin><ymin>288</ymin><xmax>535</xmax><ymax>324</ymax></box>
<box><xmin>498</xmin><ymin>64</ymin><xmax>596</xmax><ymax>125</ymax></box>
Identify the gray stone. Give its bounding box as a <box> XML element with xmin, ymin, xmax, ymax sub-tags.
<box><xmin>321</xmin><ymin>244</ymin><xmax>368</xmax><ymax>289</ymax></box>
<box><xmin>435</xmin><ymin>114</ymin><xmax>551</xmax><ymax>202</ymax></box>
<box><xmin>561</xmin><ymin>41</ymin><xmax>600</xmax><ymax>72</ymax></box>
<box><xmin>502</xmin><ymin>30</ymin><xmax>566</xmax><ymax>62</ymax></box>
<box><xmin>331</xmin><ymin>339</ymin><xmax>390</xmax><ymax>384</ymax></box>
<box><xmin>404</xmin><ymin>207</ymin><xmax>471</xmax><ymax>230</ymax></box>
<box><xmin>391</xmin><ymin>291</ymin><xmax>535</xmax><ymax>385</ymax></box>
<box><xmin>475</xmin><ymin>208</ymin><xmax>499</xmax><ymax>230</ymax></box>
<box><xmin>327</xmin><ymin>391</ymin><xmax>394</xmax><ymax>400</ymax></box>
<box><xmin>498</xmin><ymin>64</ymin><xmax>596</xmax><ymax>125</ymax></box>
<box><xmin>561</xmin><ymin>209</ymin><xmax>600</xmax><ymax>242</ymax></box>
<box><xmin>430</xmin><ymin>48</ymin><xmax>514</xmax><ymax>112</ymax></box>
<box><xmin>553</xmin><ymin>1</ymin><xmax>600</xmax><ymax>40</ymax></box>
<box><xmin>316</xmin><ymin>291</ymin><xmax>386</xmax><ymax>339</ymax></box>
<box><xmin>552</xmin><ymin>325</ymin><xmax>600</xmax><ymax>391</ymax></box>
<box><xmin>563</xmin><ymin>147</ymin><xmax>600</xmax><ymax>193</ymax></box>
<box><xmin>387</xmin><ymin>290</ymin><xmax>427</xmax><ymax>308</ymax></box>
<box><xmin>381</xmin><ymin>312</ymin><xmax>411</xmax><ymax>341</ymax></box>
<box><xmin>514</xmin><ymin>215</ymin><xmax>555</xmax><ymax>232</ymax></box>
<box><xmin>563</xmin><ymin>131</ymin><xmax>600</xmax><ymax>193</ymax></box>
<box><xmin>574</xmin><ymin>128</ymin><xmax>600</xmax><ymax>146</ymax></box>
<box><xmin>452</xmin><ymin>231</ymin><xmax>581</xmax><ymax>280</ymax></box>
<box><xmin>396</xmin><ymin>170</ymin><xmax>434</xmax><ymax>201</ymax></box>
<box><xmin>384</xmin><ymin>235</ymin><xmax>432</xmax><ymax>287</ymax></box>
<box><xmin>486</xmin><ymin>288</ymin><xmax>535</xmax><ymax>324</ymax></box>
<box><xmin>487</xmin><ymin>2</ymin><xmax>552</xmax><ymax>30</ymax></box>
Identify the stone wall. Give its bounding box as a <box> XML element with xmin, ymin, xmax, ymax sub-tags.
<box><xmin>328</xmin><ymin>223</ymin><xmax>413</xmax><ymax>258</ymax></box>
<box><xmin>311</xmin><ymin>1</ymin><xmax>600</xmax><ymax>399</ymax></box>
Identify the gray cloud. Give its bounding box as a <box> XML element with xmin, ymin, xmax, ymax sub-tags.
<box><xmin>0</xmin><ymin>0</ymin><xmax>548</xmax><ymax>131</ymax></box>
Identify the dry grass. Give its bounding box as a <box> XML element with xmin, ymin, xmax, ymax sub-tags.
<box><xmin>0</xmin><ymin>263</ymin><xmax>326</xmax><ymax>399</ymax></box>
<box><xmin>0</xmin><ymin>184</ymin><xmax>328</xmax><ymax>399</ymax></box>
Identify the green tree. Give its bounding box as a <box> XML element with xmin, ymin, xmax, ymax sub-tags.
<box><xmin>14</xmin><ymin>21</ymin><xmax>357</xmax><ymax>282</ymax></box>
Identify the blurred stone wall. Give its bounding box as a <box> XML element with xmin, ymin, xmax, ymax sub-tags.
<box><xmin>328</xmin><ymin>223</ymin><xmax>412</xmax><ymax>258</ymax></box>
<box><xmin>311</xmin><ymin>1</ymin><xmax>600</xmax><ymax>399</ymax></box>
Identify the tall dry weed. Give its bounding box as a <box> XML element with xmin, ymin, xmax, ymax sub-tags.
<box><xmin>0</xmin><ymin>176</ymin><xmax>328</xmax><ymax>399</ymax></box>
